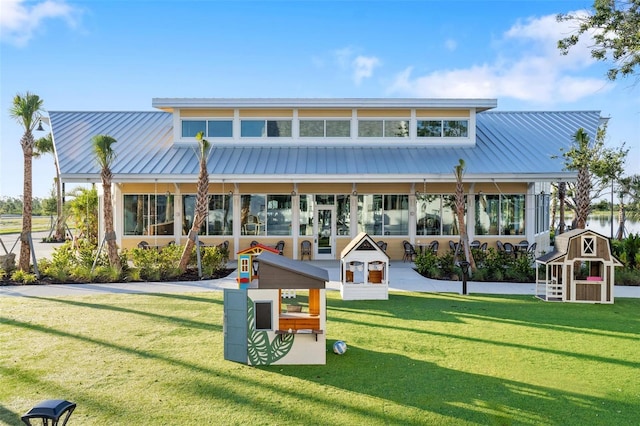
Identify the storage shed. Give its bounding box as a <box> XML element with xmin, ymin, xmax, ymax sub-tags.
<box><xmin>224</xmin><ymin>251</ymin><xmax>329</xmax><ymax>365</ymax></box>
<box><xmin>535</xmin><ymin>229</ymin><xmax>622</xmax><ymax>304</ymax></box>
<box><xmin>340</xmin><ymin>232</ymin><xmax>390</xmax><ymax>300</ymax></box>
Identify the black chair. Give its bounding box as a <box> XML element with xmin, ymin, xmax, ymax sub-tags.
<box><xmin>275</xmin><ymin>240</ymin><xmax>285</xmax><ymax>255</ymax></box>
<box><xmin>503</xmin><ymin>242</ymin><xmax>515</xmax><ymax>257</ymax></box>
<box><xmin>496</xmin><ymin>240</ymin><xmax>504</xmax><ymax>252</ymax></box>
<box><xmin>250</xmin><ymin>240</ymin><xmax>259</xmax><ymax>248</ymax></box>
<box><xmin>470</xmin><ymin>240</ymin><xmax>481</xmax><ymax>249</ymax></box>
<box><xmin>428</xmin><ymin>240</ymin><xmax>439</xmax><ymax>255</ymax></box>
<box><xmin>300</xmin><ymin>240</ymin><xmax>312</xmax><ymax>260</ymax></box>
<box><xmin>376</xmin><ymin>240</ymin><xmax>388</xmax><ymax>252</ymax></box>
<box><xmin>403</xmin><ymin>241</ymin><xmax>417</xmax><ymax>262</ymax></box>
<box><xmin>137</xmin><ymin>240</ymin><xmax>150</xmax><ymax>249</ymax></box>
<box><xmin>480</xmin><ymin>242</ymin><xmax>488</xmax><ymax>253</ymax></box>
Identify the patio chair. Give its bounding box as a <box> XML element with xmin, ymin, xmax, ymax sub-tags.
<box><xmin>376</xmin><ymin>240</ymin><xmax>388</xmax><ymax>252</ymax></box>
<box><xmin>275</xmin><ymin>240</ymin><xmax>285</xmax><ymax>255</ymax></box>
<box><xmin>137</xmin><ymin>240</ymin><xmax>150</xmax><ymax>249</ymax></box>
<box><xmin>480</xmin><ymin>242</ymin><xmax>488</xmax><ymax>253</ymax></box>
<box><xmin>527</xmin><ymin>242</ymin><xmax>537</xmax><ymax>255</ymax></box>
<box><xmin>300</xmin><ymin>240</ymin><xmax>312</xmax><ymax>260</ymax></box>
<box><xmin>470</xmin><ymin>240</ymin><xmax>481</xmax><ymax>249</ymax></box>
<box><xmin>428</xmin><ymin>240</ymin><xmax>439</xmax><ymax>255</ymax></box>
<box><xmin>403</xmin><ymin>240</ymin><xmax>417</xmax><ymax>262</ymax></box>
<box><xmin>250</xmin><ymin>240</ymin><xmax>259</xmax><ymax>248</ymax></box>
<box><xmin>496</xmin><ymin>240</ymin><xmax>504</xmax><ymax>252</ymax></box>
<box><xmin>503</xmin><ymin>242</ymin><xmax>515</xmax><ymax>257</ymax></box>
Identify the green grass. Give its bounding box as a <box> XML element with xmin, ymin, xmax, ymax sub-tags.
<box><xmin>0</xmin><ymin>216</ymin><xmax>52</xmax><ymax>234</ymax></box>
<box><xmin>1</xmin><ymin>291</ymin><xmax>638</xmax><ymax>425</ymax></box>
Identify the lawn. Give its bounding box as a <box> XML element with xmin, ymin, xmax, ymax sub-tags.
<box><xmin>0</xmin><ymin>216</ymin><xmax>52</xmax><ymax>235</ymax></box>
<box><xmin>1</xmin><ymin>290</ymin><xmax>638</xmax><ymax>425</ymax></box>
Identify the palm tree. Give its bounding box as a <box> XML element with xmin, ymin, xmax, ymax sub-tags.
<box><xmin>453</xmin><ymin>159</ymin><xmax>476</xmax><ymax>272</ymax></box>
<box><xmin>34</xmin><ymin>132</ymin><xmax>65</xmax><ymax>241</ymax></box>
<box><xmin>179</xmin><ymin>131</ymin><xmax>211</xmax><ymax>272</ymax></box>
<box><xmin>558</xmin><ymin>181</ymin><xmax>567</xmax><ymax>234</ymax></box>
<box><xmin>9</xmin><ymin>92</ymin><xmax>44</xmax><ymax>271</ymax></box>
<box><xmin>91</xmin><ymin>134</ymin><xmax>121</xmax><ymax>272</ymax></box>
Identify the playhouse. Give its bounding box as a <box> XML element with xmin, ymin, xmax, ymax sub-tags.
<box><xmin>535</xmin><ymin>229</ymin><xmax>622</xmax><ymax>304</ymax></box>
<box><xmin>236</xmin><ymin>243</ymin><xmax>280</xmax><ymax>289</ymax></box>
<box><xmin>224</xmin><ymin>251</ymin><xmax>329</xmax><ymax>365</ymax></box>
<box><xmin>340</xmin><ymin>232</ymin><xmax>390</xmax><ymax>300</ymax></box>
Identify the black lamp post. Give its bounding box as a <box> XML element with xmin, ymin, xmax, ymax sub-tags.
<box><xmin>458</xmin><ymin>260</ymin><xmax>470</xmax><ymax>295</ymax></box>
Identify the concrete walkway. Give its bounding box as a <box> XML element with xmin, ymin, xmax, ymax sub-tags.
<box><xmin>1</xmin><ymin>231</ymin><xmax>638</xmax><ymax>299</ymax></box>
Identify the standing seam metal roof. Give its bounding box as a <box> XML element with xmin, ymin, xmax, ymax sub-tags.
<box><xmin>49</xmin><ymin>109</ymin><xmax>601</xmax><ymax>183</ymax></box>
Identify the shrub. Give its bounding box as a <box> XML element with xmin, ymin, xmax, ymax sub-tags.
<box><xmin>201</xmin><ymin>246</ymin><xmax>227</xmax><ymax>278</ymax></box>
<box><xmin>11</xmin><ymin>269</ymin><xmax>38</xmax><ymax>284</ymax></box>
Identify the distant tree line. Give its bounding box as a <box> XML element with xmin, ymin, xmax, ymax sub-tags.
<box><xmin>0</xmin><ymin>195</ymin><xmax>56</xmax><ymax>216</ymax></box>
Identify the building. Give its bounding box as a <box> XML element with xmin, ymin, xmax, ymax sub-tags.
<box><xmin>47</xmin><ymin>98</ymin><xmax>602</xmax><ymax>260</ymax></box>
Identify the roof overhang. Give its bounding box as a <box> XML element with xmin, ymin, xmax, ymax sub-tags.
<box><xmin>152</xmin><ymin>97</ymin><xmax>498</xmax><ymax>112</ymax></box>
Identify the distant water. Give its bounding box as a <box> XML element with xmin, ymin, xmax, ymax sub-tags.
<box><xmin>569</xmin><ymin>214</ymin><xmax>640</xmax><ymax>238</ymax></box>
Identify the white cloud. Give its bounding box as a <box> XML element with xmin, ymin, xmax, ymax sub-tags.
<box><xmin>332</xmin><ymin>47</ymin><xmax>381</xmax><ymax>85</ymax></box>
<box><xmin>352</xmin><ymin>55</ymin><xmax>381</xmax><ymax>85</ymax></box>
<box><xmin>387</xmin><ymin>11</ymin><xmax>610</xmax><ymax>104</ymax></box>
<box><xmin>0</xmin><ymin>0</ymin><xmax>80</xmax><ymax>47</ymax></box>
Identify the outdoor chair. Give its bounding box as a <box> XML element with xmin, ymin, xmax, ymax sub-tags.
<box><xmin>428</xmin><ymin>240</ymin><xmax>439</xmax><ymax>255</ymax></box>
<box><xmin>403</xmin><ymin>241</ymin><xmax>417</xmax><ymax>262</ymax></box>
<box><xmin>137</xmin><ymin>241</ymin><xmax>150</xmax><ymax>249</ymax></box>
<box><xmin>496</xmin><ymin>240</ymin><xmax>504</xmax><ymax>252</ymax></box>
<box><xmin>480</xmin><ymin>242</ymin><xmax>488</xmax><ymax>253</ymax></box>
<box><xmin>250</xmin><ymin>240</ymin><xmax>259</xmax><ymax>248</ymax></box>
<box><xmin>300</xmin><ymin>240</ymin><xmax>312</xmax><ymax>260</ymax></box>
<box><xmin>527</xmin><ymin>242</ymin><xmax>537</xmax><ymax>255</ymax></box>
<box><xmin>376</xmin><ymin>240</ymin><xmax>388</xmax><ymax>252</ymax></box>
<box><xmin>470</xmin><ymin>240</ymin><xmax>481</xmax><ymax>249</ymax></box>
<box><xmin>275</xmin><ymin>240</ymin><xmax>285</xmax><ymax>255</ymax></box>
<box><xmin>503</xmin><ymin>242</ymin><xmax>515</xmax><ymax>257</ymax></box>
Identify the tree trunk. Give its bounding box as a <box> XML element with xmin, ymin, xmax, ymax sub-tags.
<box><xmin>616</xmin><ymin>202</ymin><xmax>626</xmax><ymax>240</ymax></box>
<box><xmin>54</xmin><ymin>168</ymin><xmax>65</xmax><ymax>241</ymax></box>
<box><xmin>102</xmin><ymin>179</ymin><xmax>121</xmax><ymax>272</ymax></box>
<box><xmin>18</xmin><ymin>132</ymin><xmax>34</xmax><ymax>271</ymax></box>
<box><xmin>575</xmin><ymin>167</ymin><xmax>591</xmax><ymax>229</ymax></box>
<box><xmin>455</xmin><ymin>182</ymin><xmax>476</xmax><ymax>271</ymax></box>
<box><xmin>558</xmin><ymin>182</ymin><xmax>566</xmax><ymax>234</ymax></box>
<box><xmin>179</xmin><ymin>152</ymin><xmax>209</xmax><ymax>272</ymax></box>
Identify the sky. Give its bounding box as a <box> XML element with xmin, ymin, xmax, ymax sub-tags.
<box><xmin>1</xmin><ymin>0</ymin><xmax>639</xmax><ymax>200</ymax></box>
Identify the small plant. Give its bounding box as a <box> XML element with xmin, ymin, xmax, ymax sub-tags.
<box><xmin>10</xmin><ymin>269</ymin><xmax>38</xmax><ymax>284</ymax></box>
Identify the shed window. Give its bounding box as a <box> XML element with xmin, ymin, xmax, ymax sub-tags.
<box><xmin>254</xmin><ymin>301</ymin><xmax>272</xmax><ymax>331</ymax></box>
<box><xmin>582</xmin><ymin>236</ymin><xmax>596</xmax><ymax>256</ymax></box>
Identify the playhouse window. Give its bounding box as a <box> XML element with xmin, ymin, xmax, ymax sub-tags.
<box><xmin>254</xmin><ymin>301</ymin><xmax>272</xmax><ymax>331</ymax></box>
<box><xmin>582</xmin><ymin>236</ymin><xmax>596</xmax><ymax>256</ymax></box>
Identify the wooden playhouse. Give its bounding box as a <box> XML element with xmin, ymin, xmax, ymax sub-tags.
<box><xmin>340</xmin><ymin>232</ymin><xmax>390</xmax><ymax>300</ymax></box>
<box><xmin>224</xmin><ymin>251</ymin><xmax>329</xmax><ymax>365</ymax></box>
<box><xmin>535</xmin><ymin>229</ymin><xmax>622</xmax><ymax>304</ymax></box>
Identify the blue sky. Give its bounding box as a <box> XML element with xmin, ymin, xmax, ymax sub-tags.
<box><xmin>1</xmin><ymin>0</ymin><xmax>639</xmax><ymax>199</ymax></box>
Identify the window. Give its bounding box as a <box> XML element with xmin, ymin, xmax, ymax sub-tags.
<box><xmin>241</xmin><ymin>120</ymin><xmax>292</xmax><ymax>137</ymax></box>
<box><xmin>182</xmin><ymin>194</ymin><xmax>233</xmax><ymax>236</ymax></box>
<box><xmin>358</xmin><ymin>194</ymin><xmax>409</xmax><ymax>236</ymax></box>
<box><xmin>536</xmin><ymin>193</ymin><xmax>550</xmax><ymax>233</ymax></box>
<box><xmin>182</xmin><ymin>120</ymin><xmax>232</xmax><ymax>138</ymax></box>
<box><xmin>582</xmin><ymin>236</ymin><xmax>596</xmax><ymax>256</ymax></box>
<box><xmin>254</xmin><ymin>301</ymin><xmax>272</xmax><ymax>331</ymax></box>
<box><xmin>241</xmin><ymin>194</ymin><xmax>292</xmax><ymax>236</ymax></box>
<box><xmin>417</xmin><ymin>119</ymin><xmax>469</xmax><ymax>138</ymax></box>
<box><xmin>358</xmin><ymin>120</ymin><xmax>409</xmax><ymax>137</ymax></box>
<box><xmin>300</xmin><ymin>120</ymin><xmax>350</xmax><ymax>137</ymax></box>
<box><xmin>475</xmin><ymin>194</ymin><xmax>525</xmax><ymax>236</ymax></box>
<box><xmin>124</xmin><ymin>194</ymin><xmax>173</xmax><ymax>236</ymax></box>
<box><xmin>299</xmin><ymin>195</ymin><xmax>313</xmax><ymax>236</ymax></box>
<box><xmin>207</xmin><ymin>120</ymin><xmax>233</xmax><ymax>137</ymax></box>
<box><xmin>182</xmin><ymin>120</ymin><xmax>206</xmax><ymax>138</ymax></box>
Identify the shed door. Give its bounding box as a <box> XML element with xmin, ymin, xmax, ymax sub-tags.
<box><xmin>224</xmin><ymin>289</ymin><xmax>248</xmax><ymax>363</ymax></box>
<box><xmin>315</xmin><ymin>206</ymin><xmax>336</xmax><ymax>259</ymax></box>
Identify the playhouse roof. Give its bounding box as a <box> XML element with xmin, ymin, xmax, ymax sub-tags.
<box><xmin>236</xmin><ymin>244</ymin><xmax>280</xmax><ymax>256</ymax></box>
<box><xmin>341</xmin><ymin>232</ymin><xmax>389</xmax><ymax>260</ymax></box>
<box><xmin>536</xmin><ymin>228</ymin><xmax>622</xmax><ymax>265</ymax></box>
<box><xmin>256</xmin><ymin>251</ymin><xmax>329</xmax><ymax>289</ymax></box>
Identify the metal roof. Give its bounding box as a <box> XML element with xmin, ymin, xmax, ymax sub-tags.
<box><xmin>152</xmin><ymin>97</ymin><xmax>498</xmax><ymax>111</ymax></box>
<box><xmin>49</xmin><ymin>109</ymin><xmax>601</xmax><ymax>184</ymax></box>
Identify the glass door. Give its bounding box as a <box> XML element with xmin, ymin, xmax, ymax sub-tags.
<box><xmin>314</xmin><ymin>206</ymin><xmax>336</xmax><ymax>259</ymax></box>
